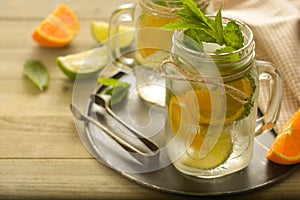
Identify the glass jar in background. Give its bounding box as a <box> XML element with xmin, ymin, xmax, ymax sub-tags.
<box><xmin>162</xmin><ymin>17</ymin><xmax>282</xmax><ymax>178</ymax></box>
<box><xmin>108</xmin><ymin>0</ymin><xmax>213</xmax><ymax>106</ymax></box>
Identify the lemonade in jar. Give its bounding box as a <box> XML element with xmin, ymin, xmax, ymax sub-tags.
<box><xmin>162</xmin><ymin>1</ymin><xmax>281</xmax><ymax>178</ymax></box>
<box><xmin>108</xmin><ymin>0</ymin><xmax>213</xmax><ymax>106</ymax></box>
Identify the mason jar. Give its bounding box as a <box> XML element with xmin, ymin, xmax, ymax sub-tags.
<box><xmin>108</xmin><ymin>0</ymin><xmax>213</xmax><ymax>106</ymax></box>
<box><xmin>162</xmin><ymin>17</ymin><xmax>282</xmax><ymax>178</ymax></box>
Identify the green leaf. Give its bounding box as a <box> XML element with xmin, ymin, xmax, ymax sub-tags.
<box><xmin>98</xmin><ymin>77</ymin><xmax>119</xmax><ymax>87</ymax></box>
<box><xmin>98</xmin><ymin>77</ymin><xmax>131</xmax><ymax>105</ymax></box>
<box><xmin>162</xmin><ymin>21</ymin><xmax>199</xmax><ymax>30</ymax></box>
<box><xmin>223</xmin><ymin>21</ymin><xmax>244</xmax><ymax>50</ymax></box>
<box><xmin>214</xmin><ymin>3</ymin><xmax>225</xmax><ymax>45</ymax></box>
<box><xmin>183</xmin><ymin>28</ymin><xmax>218</xmax><ymax>51</ymax></box>
<box><xmin>109</xmin><ymin>84</ymin><xmax>130</xmax><ymax>106</ymax></box>
<box><xmin>161</xmin><ymin>0</ymin><xmax>244</xmax><ymax>54</ymax></box>
<box><xmin>98</xmin><ymin>77</ymin><xmax>129</xmax><ymax>88</ymax></box>
<box><xmin>200</xmin><ymin>28</ymin><xmax>217</xmax><ymax>43</ymax></box>
<box><xmin>214</xmin><ymin>46</ymin><xmax>240</xmax><ymax>63</ymax></box>
<box><xmin>181</xmin><ymin>0</ymin><xmax>209</xmax><ymax>26</ymax></box>
<box><xmin>23</xmin><ymin>59</ymin><xmax>50</xmax><ymax>91</ymax></box>
<box><xmin>183</xmin><ymin>29</ymin><xmax>204</xmax><ymax>51</ymax></box>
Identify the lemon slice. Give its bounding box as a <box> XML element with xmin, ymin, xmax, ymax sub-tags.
<box><xmin>56</xmin><ymin>45</ymin><xmax>108</xmax><ymax>79</ymax></box>
<box><xmin>91</xmin><ymin>21</ymin><xmax>134</xmax><ymax>48</ymax></box>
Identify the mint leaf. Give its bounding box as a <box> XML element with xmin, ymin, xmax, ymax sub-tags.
<box><xmin>161</xmin><ymin>0</ymin><xmax>244</xmax><ymax>53</ymax></box>
<box><xmin>98</xmin><ymin>77</ymin><xmax>129</xmax><ymax>88</ymax></box>
<box><xmin>215</xmin><ymin>46</ymin><xmax>236</xmax><ymax>54</ymax></box>
<box><xmin>98</xmin><ymin>78</ymin><xmax>130</xmax><ymax>105</ymax></box>
<box><xmin>214</xmin><ymin>4</ymin><xmax>225</xmax><ymax>45</ymax></box>
<box><xmin>214</xmin><ymin>46</ymin><xmax>240</xmax><ymax>64</ymax></box>
<box><xmin>109</xmin><ymin>84</ymin><xmax>130</xmax><ymax>105</ymax></box>
<box><xmin>223</xmin><ymin>21</ymin><xmax>244</xmax><ymax>50</ymax></box>
<box><xmin>183</xmin><ymin>29</ymin><xmax>204</xmax><ymax>51</ymax></box>
<box><xmin>183</xmin><ymin>28</ymin><xmax>218</xmax><ymax>51</ymax></box>
<box><xmin>23</xmin><ymin>59</ymin><xmax>50</xmax><ymax>91</ymax></box>
<box><xmin>162</xmin><ymin>21</ymin><xmax>199</xmax><ymax>30</ymax></box>
<box><xmin>181</xmin><ymin>0</ymin><xmax>209</xmax><ymax>27</ymax></box>
<box><xmin>99</xmin><ymin>77</ymin><xmax>119</xmax><ymax>87</ymax></box>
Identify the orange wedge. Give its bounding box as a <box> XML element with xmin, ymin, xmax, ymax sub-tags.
<box><xmin>32</xmin><ymin>3</ymin><xmax>80</xmax><ymax>48</ymax></box>
<box><xmin>266</xmin><ymin>108</ymin><xmax>300</xmax><ymax>165</ymax></box>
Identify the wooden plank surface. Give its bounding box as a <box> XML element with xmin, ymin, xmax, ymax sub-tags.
<box><xmin>0</xmin><ymin>0</ymin><xmax>299</xmax><ymax>199</ymax></box>
<box><xmin>1</xmin><ymin>159</ymin><xmax>300</xmax><ymax>200</ymax></box>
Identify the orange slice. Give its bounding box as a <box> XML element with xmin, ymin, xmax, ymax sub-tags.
<box><xmin>32</xmin><ymin>3</ymin><xmax>80</xmax><ymax>48</ymax></box>
<box><xmin>169</xmin><ymin>96</ymin><xmax>182</xmax><ymax>134</ymax></box>
<box><xmin>266</xmin><ymin>108</ymin><xmax>300</xmax><ymax>165</ymax></box>
<box><xmin>178</xmin><ymin>76</ymin><xmax>255</xmax><ymax>125</ymax></box>
<box><xmin>52</xmin><ymin>4</ymin><xmax>80</xmax><ymax>34</ymax></box>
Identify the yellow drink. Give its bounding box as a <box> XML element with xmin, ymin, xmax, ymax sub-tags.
<box><xmin>136</xmin><ymin>11</ymin><xmax>177</xmax><ymax>62</ymax></box>
<box><xmin>133</xmin><ymin>0</ymin><xmax>213</xmax><ymax>106</ymax></box>
<box><xmin>167</xmin><ymin>75</ymin><xmax>256</xmax><ymax>170</ymax></box>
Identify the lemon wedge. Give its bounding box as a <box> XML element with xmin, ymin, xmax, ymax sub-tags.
<box><xmin>91</xmin><ymin>21</ymin><xmax>134</xmax><ymax>48</ymax></box>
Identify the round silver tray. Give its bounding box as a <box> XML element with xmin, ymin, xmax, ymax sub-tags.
<box><xmin>72</xmin><ymin>68</ymin><xmax>299</xmax><ymax>196</ymax></box>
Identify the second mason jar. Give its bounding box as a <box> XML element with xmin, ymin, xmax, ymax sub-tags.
<box><xmin>108</xmin><ymin>0</ymin><xmax>213</xmax><ymax>106</ymax></box>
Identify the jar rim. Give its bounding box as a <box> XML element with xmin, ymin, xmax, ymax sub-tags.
<box><xmin>138</xmin><ymin>0</ymin><xmax>211</xmax><ymax>18</ymax></box>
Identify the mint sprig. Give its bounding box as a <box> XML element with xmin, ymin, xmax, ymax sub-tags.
<box><xmin>162</xmin><ymin>0</ymin><xmax>244</xmax><ymax>53</ymax></box>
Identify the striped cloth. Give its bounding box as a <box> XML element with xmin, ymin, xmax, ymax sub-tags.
<box><xmin>213</xmin><ymin>0</ymin><xmax>300</xmax><ymax>132</ymax></box>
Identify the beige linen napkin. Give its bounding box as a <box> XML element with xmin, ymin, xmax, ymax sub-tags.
<box><xmin>213</xmin><ymin>0</ymin><xmax>300</xmax><ymax>132</ymax></box>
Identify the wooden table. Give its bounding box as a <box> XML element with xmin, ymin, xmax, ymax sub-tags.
<box><xmin>1</xmin><ymin>0</ymin><xmax>299</xmax><ymax>199</ymax></box>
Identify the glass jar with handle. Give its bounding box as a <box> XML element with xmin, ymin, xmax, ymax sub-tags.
<box><xmin>107</xmin><ymin>0</ymin><xmax>213</xmax><ymax>106</ymax></box>
<box><xmin>161</xmin><ymin>16</ymin><xmax>282</xmax><ymax>178</ymax></box>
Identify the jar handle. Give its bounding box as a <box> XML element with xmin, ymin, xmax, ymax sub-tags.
<box><xmin>107</xmin><ymin>3</ymin><xmax>136</xmax><ymax>72</ymax></box>
<box><xmin>255</xmin><ymin>60</ymin><xmax>282</xmax><ymax>135</ymax></box>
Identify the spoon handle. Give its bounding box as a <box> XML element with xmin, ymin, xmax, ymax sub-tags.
<box><xmin>70</xmin><ymin>104</ymin><xmax>159</xmax><ymax>164</ymax></box>
<box><xmin>92</xmin><ymin>94</ymin><xmax>159</xmax><ymax>152</ymax></box>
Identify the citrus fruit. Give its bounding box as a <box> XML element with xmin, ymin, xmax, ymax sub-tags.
<box><xmin>184</xmin><ymin>128</ymin><xmax>233</xmax><ymax>169</ymax></box>
<box><xmin>32</xmin><ymin>3</ymin><xmax>80</xmax><ymax>48</ymax></box>
<box><xmin>222</xmin><ymin>75</ymin><xmax>255</xmax><ymax>123</ymax></box>
<box><xmin>56</xmin><ymin>45</ymin><xmax>108</xmax><ymax>79</ymax></box>
<box><xmin>266</xmin><ymin>108</ymin><xmax>300</xmax><ymax>165</ymax></box>
<box><xmin>187</xmin><ymin>88</ymin><xmax>225</xmax><ymax>124</ymax></box>
<box><xmin>168</xmin><ymin>94</ymin><xmax>233</xmax><ymax>169</ymax></box>
<box><xmin>169</xmin><ymin>96</ymin><xmax>182</xmax><ymax>134</ymax></box>
<box><xmin>181</xmin><ymin>75</ymin><xmax>255</xmax><ymax>125</ymax></box>
<box><xmin>91</xmin><ymin>21</ymin><xmax>134</xmax><ymax>48</ymax></box>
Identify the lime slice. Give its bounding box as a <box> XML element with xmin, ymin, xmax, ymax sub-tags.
<box><xmin>183</xmin><ymin>126</ymin><xmax>233</xmax><ymax>169</ymax></box>
<box><xmin>91</xmin><ymin>21</ymin><xmax>134</xmax><ymax>48</ymax></box>
<box><xmin>169</xmin><ymin>94</ymin><xmax>233</xmax><ymax>169</ymax></box>
<box><xmin>56</xmin><ymin>46</ymin><xmax>108</xmax><ymax>79</ymax></box>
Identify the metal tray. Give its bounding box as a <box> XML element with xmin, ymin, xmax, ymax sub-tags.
<box><xmin>72</xmin><ymin>67</ymin><xmax>299</xmax><ymax>196</ymax></box>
